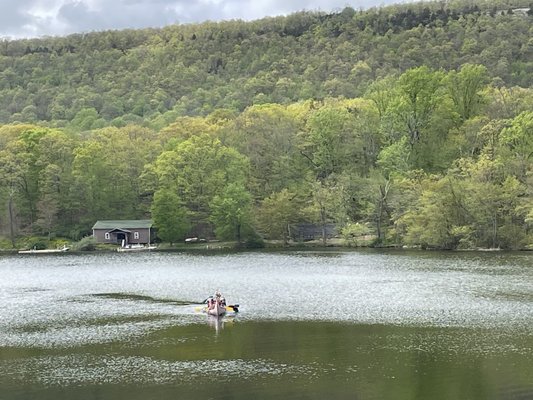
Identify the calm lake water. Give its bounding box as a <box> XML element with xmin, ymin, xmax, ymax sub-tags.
<box><xmin>0</xmin><ymin>249</ymin><xmax>532</xmax><ymax>399</ymax></box>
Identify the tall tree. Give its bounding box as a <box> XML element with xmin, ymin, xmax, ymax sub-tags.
<box><xmin>209</xmin><ymin>183</ymin><xmax>253</xmax><ymax>243</ymax></box>
<box><xmin>394</xmin><ymin>66</ymin><xmax>445</xmax><ymax>148</ymax></box>
<box><xmin>151</xmin><ymin>189</ymin><xmax>189</xmax><ymax>245</ymax></box>
<box><xmin>445</xmin><ymin>63</ymin><xmax>488</xmax><ymax>123</ymax></box>
<box><xmin>499</xmin><ymin>111</ymin><xmax>533</xmax><ymax>181</ymax></box>
<box><xmin>153</xmin><ymin>133</ymin><xmax>249</xmax><ymax>231</ymax></box>
<box><xmin>0</xmin><ymin>150</ymin><xmax>26</xmax><ymax>246</ymax></box>
<box><xmin>223</xmin><ymin>104</ymin><xmax>306</xmax><ymax>198</ymax></box>
<box><xmin>256</xmin><ymin>189</ymin><xmax>303</xmax><ymax>244</ymax></box>
<box><xmin>36</xmin><ymin>164</ymin><xmax>62</xmax><ymax>240</ymax></box>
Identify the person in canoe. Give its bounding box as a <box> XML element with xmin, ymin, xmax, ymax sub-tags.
<box><xmin>207</xmin><ymin>296</ymin><xmax>214</xmax><ymax>310</ymax></box>
<box><xmin>203</xmin><ymin>291</ymin><xmax>239</xmax><ymax>315</ymax></box>
<box><xmin>206</xmin><ymin>290</ymin><xmax>226</xmax><ymax>316</ymax></box>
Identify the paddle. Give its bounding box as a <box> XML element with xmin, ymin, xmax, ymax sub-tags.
<box><xmin>226</xmin><ymin>304</ymin><xmax>239</xmax><ymax>312</ymax></box>
<box><xmin>196</xmin><ymin>304</ymin><xmax>239</xmax><ymax>313</ymax></box>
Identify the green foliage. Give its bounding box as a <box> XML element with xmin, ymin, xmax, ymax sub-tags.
<box><xmin>222</xmin><ymin>103</ymin><xmax>306</xmax><ymax>198</ymax></box>
<box><xmin>377</xmin><ymin>137</ymin><xmax>411</xmax><ymax>178</ymax></box>
<box><xmin>396</xmin><ymin>154</ymin><xmax>531</xmax><ymax>250</ymax></box>
<box><xmin>393</xmin><ymin>67</ymin><xmax>447</xmax><ymax>166</ymax></box>
<box><xmin>397</xmin><ymin>177</ymin><xmax>464</xmax><ymax>249</ymax></box>
<box><xmin>151</xmin><ymin>189</ymin><xmax>190</xmax><ymax>245</ymax></box>
<box><xmin>243</xmin><ymin>235</ymin><xmax>265</xmax><ymax>249</ymax></box>
<box><xmin>0</xmin><ymin>236</ymin><xmax>15</xmax><ymax>250</ymax></box>
<box><xmin>341</xmin><ymin>223</ymin><xmax>374</xmax><ymax>247</ymax></box>
<box><xmin>306</xmin><ymin>106</ymin><xmax>353</xmax><ymax>179</ymax></box>
<box><xmin>209</xmin><ymin>183</ymin><xmax>253</xmax><ymax>242</ymax></box>
<box><xmin>153</xmin><ymin>134</ymin><xmax>249</xmax><ymax>229</ymax></box>
<box><xmin>0</xmin><ymin>0</ymin><xmax>531</xmax><ymax>250</ymax></box>
<box><xmin>499</xmin><ymin>111</ymin><xmax>533</xmax><ymax>180</ymax></box>
<box><xmin>256</xmin><ymin>189</ymin><xmax>304</xmax><ymax>244</ymax></box>
<box><xmin>20</xmin><ymin>237</ymin><xmax>48</xmax><ymax>250</ymax></box>
<box><xmin>445</xmin><ymin>64</ymin><xmax>489</xmax><ymax>123</ymax></box>
<box><xmin>0</xmin><ymin>1</ymin><xmax>530</xmax><ymax>126</ymax></box>
<box><xmin>71</xmin><ymin>236</ymin><xmax>97</xmax><ymax>251</ymax></box>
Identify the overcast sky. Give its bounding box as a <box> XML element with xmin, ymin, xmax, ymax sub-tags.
<box><xmin>0</xmin><ymin>0</ymin><xmax>403</xmax><ymax>39</ymax></box>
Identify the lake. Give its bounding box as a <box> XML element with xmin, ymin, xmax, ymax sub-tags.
<box><xmin>1</xmin><ymin>249</ymin><xmax>532</xmax><ymax>399</ymax></box>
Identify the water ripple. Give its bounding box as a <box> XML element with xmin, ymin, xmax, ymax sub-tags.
<box><xmin>0</xmin><ymin>355</ymin><xmax>314</xmax><ymax>386</ymax></box>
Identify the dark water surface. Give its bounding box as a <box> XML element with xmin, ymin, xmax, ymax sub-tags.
<box><xmin>1</xmin><ymin>249</ymin><xmax>532</xmax><ymax>399</ymax></box>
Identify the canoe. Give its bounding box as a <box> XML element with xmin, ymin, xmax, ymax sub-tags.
<box><xmin>207</xmin><ymin>301</ymin><xmax>226</xmax><ymax>317</ymax></box>
<box><xmin>117</xmin><ymin>244</ymin><xmax>157</xmax><ymax>252</ymax></box>
<box><xmin>18</xmin><ymin>246</ymin><xmax>69</xmax><ymax>254</ymax></box>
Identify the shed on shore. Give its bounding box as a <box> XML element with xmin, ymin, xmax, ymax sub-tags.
<box><xmin>92</xmin><ymin>220</ymin><xmax>154</xmax><ymax>245</ymax></box>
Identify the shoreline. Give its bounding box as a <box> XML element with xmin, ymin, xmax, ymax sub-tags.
<box><xmin>3</xmin><ymin>242</ymin><xmax>532</xmax><ymax>255</ymax></box>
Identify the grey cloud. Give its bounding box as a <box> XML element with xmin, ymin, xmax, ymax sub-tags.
<box><xmin>1</xmin><ymin>0</ymin><xmax>402</xmax><ymax>38</ymax></box>
<box><xmin>56</xmin><ymin>1</ymin><xmax>180</xmax><ymax>33</ymax></box>
<box><xmin>121</xmin><ymin>0</ymin><xmax>183</xmax><ymax>4</ymax></box>
<box><xmin>0</xmin><ymin>0</ymin><xmax>37</xmax><ymax>37</ymax></box>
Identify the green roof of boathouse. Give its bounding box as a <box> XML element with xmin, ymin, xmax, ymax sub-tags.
<box><xmin>92</xmin><ymin>220</ymin><xmax>153</xmax><ymax>230</ymax></box>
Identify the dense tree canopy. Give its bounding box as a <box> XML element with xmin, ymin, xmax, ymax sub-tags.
<box><xmin>0</xmin><ymin>1</ymin><xmax>530</xmax><ymax>127</ymax></box>
<box><xmin>0</xmin><ymin>0</ymin><xmax>531</xmax><ymax>249</ymax></box>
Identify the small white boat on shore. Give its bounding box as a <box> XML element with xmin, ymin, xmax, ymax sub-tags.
<box><xmin>18</xmin><ymin>245</ymin><xmax>69</xmax><ymax>254</ymax></box>
<box><xmin>117</xmin><ymin>244</ymin><xmax>157</xmax><ymax>252</ymax></box>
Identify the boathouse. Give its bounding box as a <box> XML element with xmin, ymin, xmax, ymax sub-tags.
<box><xmin>289</xmin><ymin>223</ymin><xmax>338</xmax><ymax>242</ymax></box>
<box><xmin>92</xmin><ymin>220</ymin><xmax>154</xmax><ymax>245</ymax></box>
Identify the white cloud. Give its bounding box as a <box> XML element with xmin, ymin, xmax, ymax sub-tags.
<box><xmin>0</xmin><ymin>0</ymin><xmax>402</xmax><ymax>39</ymax></box>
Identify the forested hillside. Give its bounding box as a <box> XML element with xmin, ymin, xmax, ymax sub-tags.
<box><xmin>0</xmin><ymin>0</ymin><xmax>532</xmax><ymax>250</ymax></box>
